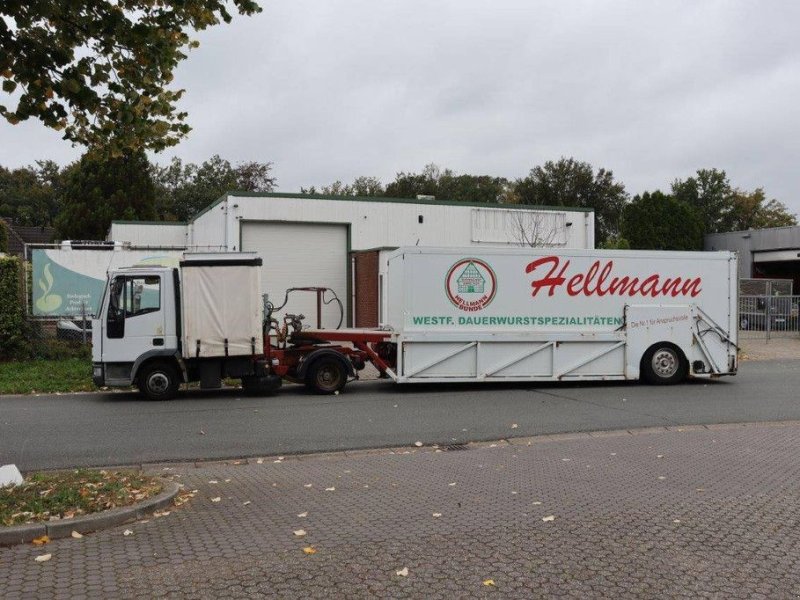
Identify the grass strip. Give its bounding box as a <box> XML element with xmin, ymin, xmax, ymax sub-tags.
<box><xmin>1</xmin><ymin>470</ymin><xmax>162</xmax><ymax>527</ymax></box>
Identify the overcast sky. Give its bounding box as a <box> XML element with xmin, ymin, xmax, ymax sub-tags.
<box><xmin>2</xmin><ymin>1</ymin><xmax>799</xmax><ymax>213</ymax></box>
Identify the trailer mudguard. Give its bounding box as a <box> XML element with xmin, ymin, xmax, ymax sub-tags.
<box><xmin>296</xmin><ymin>349</ymin><xmax>356</xmax><ymax>379</ymax></box>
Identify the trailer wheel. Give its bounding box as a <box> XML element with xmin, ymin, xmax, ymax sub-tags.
<box><xmin>640</xmin><ymin>343</ymin><xmax>688</xmax><ymax>385</ymax></box>
<box><xmin>306</xmin><ymin>358</ymin><xmax>347</xmax><ymax>395</ymax></box>
<box><xmin>138</xmin><ymin>361</ymin><xmax>180</xmax><ymax>401</ymax></box>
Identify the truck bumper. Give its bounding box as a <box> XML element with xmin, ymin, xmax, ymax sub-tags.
<box><xmin>92</xmin><ymin>363</ymin><xmax>104</xmax><ymax>387</ymax></box>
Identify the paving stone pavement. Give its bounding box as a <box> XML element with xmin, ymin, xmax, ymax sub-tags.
<box><xmin>4</xmin><ymin>423</ymin><xmax>800</xmax><ymax>598</ymax></box>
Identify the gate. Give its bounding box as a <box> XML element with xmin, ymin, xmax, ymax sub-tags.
<box><xmin>739</xmin><ymin>294</ymin><xmax>800</xmax><ymax>339</ymax></box>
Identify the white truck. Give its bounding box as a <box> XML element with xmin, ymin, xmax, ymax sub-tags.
<box><xmin>92</xmin><ymin>247</ymin><xmax>738</xmax><ymax>400</ymax></box>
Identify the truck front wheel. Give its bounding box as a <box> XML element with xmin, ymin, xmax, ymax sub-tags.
<box><xmin>306</xmin><ymin>358</ymin><xmax>347</xmax><ymax>395</ymax></box>
<box><xmin>138</xmin><ymin>361</ymin><xmax>180</xmax><ymax>401</ymax></box>
<box><xmin>640</xmin><ymin>343</ymin><xmax>688</xmax><ymax>385</ymax></box>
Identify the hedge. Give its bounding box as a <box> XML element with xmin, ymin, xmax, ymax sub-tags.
<box><xmin>0</xmin><ymin>221</ymin><xmax>8</xmax><ymax>253</ymax></box>
<box><xmin>0</xmin><ymin>256</ymin><xmax>26</xmax><ymax>359</ymax></box>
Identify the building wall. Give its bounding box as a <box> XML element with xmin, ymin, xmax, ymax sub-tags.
<box><xmin>188</xmin><ymin>193</ymin><xmax>595</xmax><ymax>251</ymax></box>
<box><xmin>352</xmin><ymin>250</ymin><xmax>380</xmax><ymax>328</ymax></box>
<box><xmin>109</xmin><ymin>221</ymin><xmax>187</xmax><ymax>248</ymax></box>
<box><xmin>705</xmin><ymin>226</ymin><xmax>800</xmax><ymax>279</ymax></box>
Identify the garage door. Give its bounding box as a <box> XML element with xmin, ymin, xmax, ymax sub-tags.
<box><xmin>241</xmin><ymin>222</ymin><xmax>349</xmax><ymax>329</ymax></box>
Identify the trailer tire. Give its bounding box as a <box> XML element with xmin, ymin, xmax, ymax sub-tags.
<box><xmin>138</xmin><ymin>361</ymin><xmax>180</xmax><ymax>401</ymax></box>
<box><xmin>305</xmin><ymin>357</ymin><xmax>347</xmax><ymax>395</ymax></box>
<box><xmin>640</xmin><ymin>343</ymin><xmax>688</xmax><ymax>385</ymax></box>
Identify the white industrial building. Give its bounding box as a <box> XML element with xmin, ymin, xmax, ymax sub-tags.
<box><xmin>109</xmin><ymin>192</ymin><xmax>595</xmax><ymax>327</ymax></box>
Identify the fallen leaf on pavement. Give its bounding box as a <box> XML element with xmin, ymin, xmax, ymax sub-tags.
<box><xmin>325</xmin><ymin>487</ymin><xmax>335</xmax><ymax>492</ymax></box>
<box><xmin>199</xmin><ymin>430</ymin><xmax>205</xmax><ymax>435</ymax></box>
<box><xmin>432</xmin><ymin>513</ymin><xmax>442</xmax><ymax>518</ymax></box>
<box><xmin>658</xmin><ymin>476</ymin><xmax>666</xmax><ymax>480</ymax></box>
<box><xmin>448</xmin><ymin>482</ymin><xmax>456</xmax><ymax>487</ymax></box>
<box><xmin>71</xmin><ymin>531</ymin><xmax>83</xmax><ymax>539</ymax></box>
<box><xmin>243</xmin><ymin>501</ymin><xmax>251</xmax><ymax>506</ymax></box>
<box><xmin>532</xmin><ymin>501</ymin><xmax>542</xmax><ymax>505</ymax></box>
<box><xmin>293</xmin><ymin>529</ymin><xmax>307</xmax><ymax>537</ymax></box>
<box><xmin>298</xmin><ymin>512</ymin><xmax>308</xmax><ymax>517</ymax></box>
<box><xmin>303</xmin><ymin>546</ymin><xmax>317</xmax><ymax>555</ymax></box>
<box><xmin>123</xmin><ymin>529</ymin><xmax>133</xmax><ymax>536</ymax></box>
<box><xmin>542</xmin><ymin>515</ymin><xmax>556</xmax><ymax>522</ymax></box>
<box><xmin>396</xmin><ymin>567</ymin><xmax>409</xmax><ymax>577</ymax></box>
<box><xmin>511</xmin><ymin>423</ymin><xmax>518</xmax><ymax>429</ymax></box>
<box><xmin>35</xmin><ymin>554</ymin><xmax>52</xmax><ymax>563</ymax></box>
<box><xmin>256</xmin><ymin>459</ymin><xmax>264</xmax><ymax>464</ymax></box>
<box><xmin>657</xmin><ymin>454</ymin><xmax>664</xmax><ymax>458</ymax></box>
<box><xmin>208</xmin><ymin>480</ymin><xmax>218</xmax><ymax>484</ymax></box>
<box><xmin>304</xmin><ymin>484</ymin><xmax>313</xmax><ymax>488</ymax></box>
<box><xmin>673</xmin><ymin>519</ymin><xmax>681</xmax><ymax>523</ymax></box>
<box><xmin>32</xmin><ymin>535</ymin><xmax>50</xmax><ymax>546</ymax></box>
<box><xmin>210</xmin><ymin>497</ymin><xmax>221</xmax><ymax>503</ymax></box>
<box><xmin>483</xmin><ymin>579</ymin><xmax>495</xmax><ymax>586</ymax></box>
<box><xmin>414</xmin><ymin>441</ymin><xmax>423</xmax><ymax>447</ymax></box>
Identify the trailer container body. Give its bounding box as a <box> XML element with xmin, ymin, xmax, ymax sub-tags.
<box><xmin>382</xmin><ymin>247</ymin><xmax>738</xmax><ymax>383</ymax></box>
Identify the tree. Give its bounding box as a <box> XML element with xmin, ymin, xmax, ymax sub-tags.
<box><xmin>1</xmin><ymin>1</ymin><xmax>261</xmax><ymax>156</ymax></box>
<box><xmin>723</xmin><ymin>188</ymin><xmax>796</xmax><ymax>231</ymax></box>
<box><xmin>55</xmin><ymin>149</ymin><xmax>156</xmax><ymax>240</ymax></box>
<box><xmin>508</xmin><ymin>210</ymin><xmax>563</xmax><ymax>247</ymax></box>
<box><xmin>0</xmin><ymin>161</ymin><xmax>66</xmax><ymax>227</ymax></box>
<box><xmin>384</xmin><ymin>163</ymin><xmax>508</xmax><ymax>204</ymax></box>
<box><xmin>512</xmin><ymin>158</ymin><xmax>628</xmax><ymax>245</ymax></box>
<box><xmin>671</xmin><ymin>168</ymin><xmax>732</xmax><ymax>234</ymax></box>
<box><xmin>0</xmin><ymin>219</ymin><xmax>7</xmax><ymax>253</ymax></box>
<box><xmin>152</xmin><ymin>155</ymin><xmax>275</xmax><ymax>221</ymax></box>
<box><xmin>302</xmin><ymin>176</ymin><xmax>384</xmax><ymax>197</ymax></box>
<box><xmin>620</xmin><ymin>191</ymin><xmax>703</xmax><ymax>251</ymax></box>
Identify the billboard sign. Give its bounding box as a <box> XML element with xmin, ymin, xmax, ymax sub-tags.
<box><xmin>31</xmin><ymin>248</ymin><xmax>183</xmax><ymax>317</ymax></box>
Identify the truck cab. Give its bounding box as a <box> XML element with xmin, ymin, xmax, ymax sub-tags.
<box><xmin>92</xmin><ymin>266</ymin><xmax>180</xmax><ymax>395</ymax></box>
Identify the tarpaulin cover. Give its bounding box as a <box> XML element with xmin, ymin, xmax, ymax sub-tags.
<box><xmin>181</xmin><ymin>259</ymin><xmax>263</xmax><ymax>358</ymax></box>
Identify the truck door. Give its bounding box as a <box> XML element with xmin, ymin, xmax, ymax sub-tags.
<box><xmin>102</xmin><ymin>274</ymin><xmax>167</xmax><ymax>364</ymax></box>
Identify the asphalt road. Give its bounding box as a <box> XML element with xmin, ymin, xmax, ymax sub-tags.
<box><xmin>1</xmin><ymin>359</ymin><xmax>798</xmax><ymax>471</ymax></box>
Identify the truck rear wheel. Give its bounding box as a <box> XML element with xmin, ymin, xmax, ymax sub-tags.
<box><xmin>640</xmin><ymin>343</ymin><xmax>688</xmax><ymax>385</ymax></box>
<box><xmin>138</xmin><ymin>361</ymin><xmax>180</xmax><ymax>401</ymax></box>
<box><xmin>306</xmin><ymin>358</ymin><xmax>347</xmax><ymax>395</ymax></box>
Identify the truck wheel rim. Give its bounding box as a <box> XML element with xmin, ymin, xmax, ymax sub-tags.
<box><xmin>652</xmin><ymin>349</ymin><xmax>678</xmax><ymax>378</ymax></box>
<box><xmin>318</xmin><ymin>366</ymin><xmax>341</xmax><ymax>389</ymax></box>
<box><xmin>148</xmin><ymin>373</ymin><xmax>169</xmax><ymax>394</ymax></box>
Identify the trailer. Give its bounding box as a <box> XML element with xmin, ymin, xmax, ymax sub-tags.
<box><xmin>92</xmin><ymin>247</ymin><xmax>738</xmax><ymax>400</ymax></box>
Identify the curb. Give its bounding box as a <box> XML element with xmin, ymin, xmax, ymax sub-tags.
<box><xmin>131</xmin><ymin>419</ymin><xmax>800</xmax><ymax>470</ymax></box>
<box><xmin>0</xmin><ymin>480</ymin><xmax>180</xmax><ymax>547</ymax></box>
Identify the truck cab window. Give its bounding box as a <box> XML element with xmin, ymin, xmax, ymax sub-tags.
<box><xmin>124</xmin><ymin>276</ymin><xmax>161</xmax><ymax>317</ymax></box>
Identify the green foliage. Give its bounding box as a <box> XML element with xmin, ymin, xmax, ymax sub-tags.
<box><xmin>511</xmin><ymin>158</ymin><xmax>628</xmax><ymax>245</ymax></box>
<box><xmin>723</xmin><ymin>188</ymin><xmax>796</xmax><ymax>231</ymax></box>
<box><xmin>671</xmin><ymin>168</ymin><xmax>733</xmax><ymax>234</ymax></box>
<box><xmin>0</xmin><ymin>160</ymin><xmax>66</xmax><ymax>227</ymax></box>
<box><xmin>302</xmin><ymin>176</ymin><xmax>385</xmax><ymax>197</ymax></box>
<box><xmin>621</xmin><ymin>191</ymin><xmax>703</xmax><ymax>251</ymax></box>
<box><xmin>0</xmin><ymin>219</ymin><xmax>7</xmax><ymax>252</ymax></box>
<box><xmin>0</xmin><ymin>1</ymin><xmax>261</xmax><ymax>155</ymax></box>
<box><xmin>599</xmin><ymin>236</ymin><xmax>631</xmax><ymax>250</ymax></box>
<box><xmin>0</xmin><ymin>256</ymin><xmax>26</xmax><ymax>359</ymax></box>
<box><xmin>383</xmin><ymin>163</ymin><xmax>508</xmax><ymax>204</ymax></box>
<box><xmin>55</xmin><ymin>149</ymin><xmax>156</xmax><ymax>240</ymax></box>
<box><xmin>152</xmin><ymin>155</ymin><xmax>276</xmax><ymax>220</ymax></box>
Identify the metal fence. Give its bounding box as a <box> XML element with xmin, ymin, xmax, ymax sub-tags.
<box><xmin>739</xmin><ymin>295</ymin><xmax>800</xmax><ymax>340</ymax></box>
